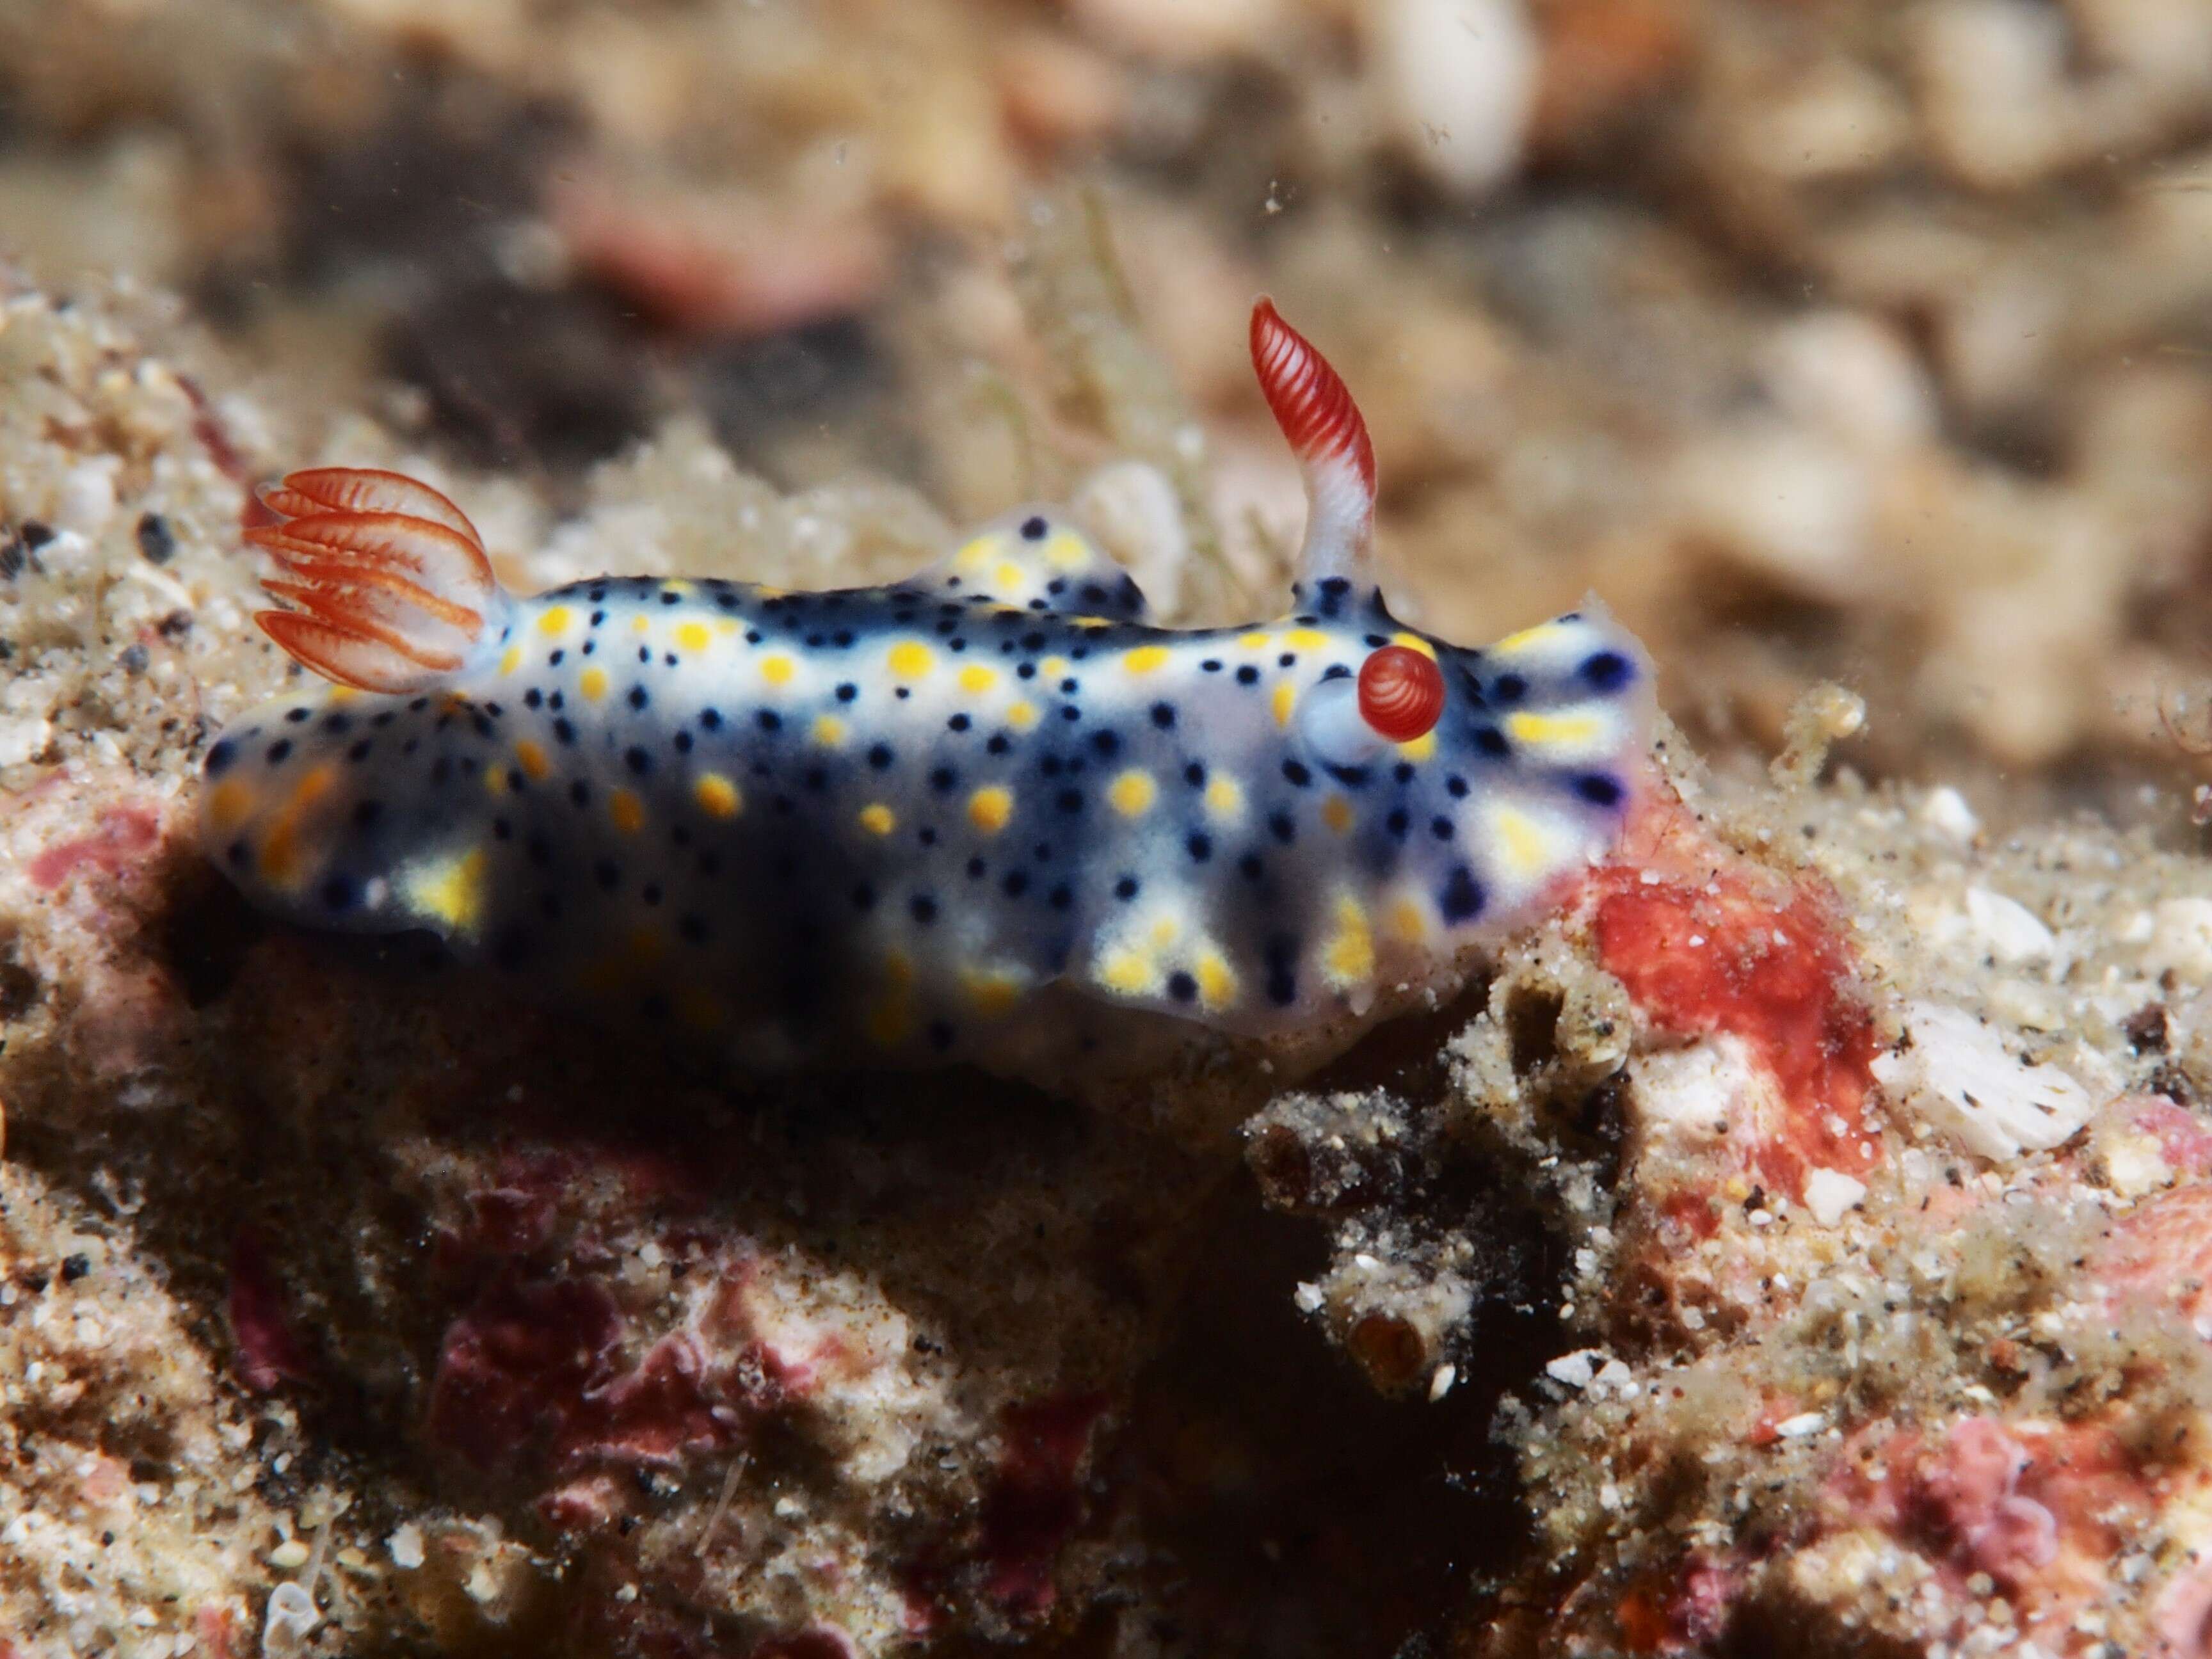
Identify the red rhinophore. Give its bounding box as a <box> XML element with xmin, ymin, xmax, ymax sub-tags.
<box><xmin>1249</xmin><ymin>298</ymin><xmax>1375</xmax><ymax>496</ymax></box>
<box><xmin>1358</xmin><ymin>646</ymin><xmax>1446</xmax><ymax>742</ymax></box>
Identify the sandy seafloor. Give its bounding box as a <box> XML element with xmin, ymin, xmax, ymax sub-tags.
<box><xmin>7</xmin><ymin>1</ymin><xmax>2212</xmax><ymax>1655</ymax></box>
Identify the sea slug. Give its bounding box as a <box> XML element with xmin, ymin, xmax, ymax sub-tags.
<box><xmin>200</xmin><ymin>301</ymin><xmax>1653</xmax><ymax>1072</ymax></box>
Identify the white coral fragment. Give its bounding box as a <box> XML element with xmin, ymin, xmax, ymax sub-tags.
<box><xmin>1872</xmin><ymin>1003</ymin><xmax>2097</xmax><ymax>1162</ymax></box>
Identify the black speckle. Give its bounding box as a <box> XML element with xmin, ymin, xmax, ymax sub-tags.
<box><xmin>1021</xmin><ymin>515</ymin><xmax>1048</xmax><ymax>540</ymax></box>
<box><xmin>1281</xmin><ymin>759</ymin><xmax>1311</xmax><ymax>787</ymax></box>
<box><xmin>1492</xmin><ymin>673</ymin><xmax>1527</xmax><ymax>702</ymax></box>
<box><xmin>837</xmin><ymin>682</ymin><xmax>858</xmax><ymax>703</ymax></box>
<box><xmin>134</xmin><ymin>511</ymin><xmax>175</xmax><ymax>565</ymax></box>
<box><xmin>60</xmin><ymin>1253</ymin><xmax>92</xmax><ymax>1284</ymax></box>
<box><xmin>1167</xmin><ymin>971</ymin><xmax>1197</xmax><ymax>1003</ymax></box>
<box><xmin>756</xmin><ymin>710</ymin><xmax>782</xmax><ymax>732</ymax></box>
<box><xmin>1089</xmin><ymin>730</ymin><xmax>1121</xmax><ymax>758</ymax></box>
<box><xmin>868</xmin><ymin>743</ymin><xmax>894</xmax><ymax>769</ymax></box>
<box><xmin>267</xmin><ymin>739</ymin><xmax>293</xmax><ymax>764</ymax></box>
<box><xmin>284</xmin><ymin>708</ymin><xmax>310</xmax><ymax>725</ymax></box>
<box><xmin>1048</xmin><ymin>883</ymin><xmax>1073</xmax><ymax>910</ymax></box>
<box><xmin>1186</xmin><ymin>831</ymin><xmax>1212</xmax><ymax>862</ymax></box>
<box><xmin>1235</xmin><ymin>665</ymin><xmax>1260</xmax><ymax>685</ymax></box>
<box><xmin>1001</xmin><ymin>869</ymin><xmax>1030</xmax><ymax>898</ymax></box>
<box><xmin>319</xmin><ymin>873</ymin><xmax>359</xmax><ymax>911</ymax></box>
<box><xmin>1386</xmin><ymin>808</ymin><xmax>1409</xmax><ymax>839</ymax></box>
<box><xmin>1055</xmin><ymin>789</ymin><xmax>1084</xmax><ymax>813</ymax></box>
<box><xmin>624</xmin><ymin>746</ymin><xmax>651</xmax><ymax>775</ymax></box>
<box><xmin>660</xmin><ymin>589</ymin><xmax>682</xmax><ymax>605</ymax></box>
<box><xmin>1184</xmin><ymin>762</ymin><xmax>1206</xmax><ymax>787</ymax></box>
<box><xmin>1447</xmin><ymin>774</ymin><xmax>1470</xmax><ymax>797</ymax></box>
<box><xmin>628</xmin><ymin>685</ymin><xmax>650</xmax><ymax>710</ymax></box>
<box><xmin>1150</xmin><ymin>703</ymin><xmax>1176</xmax><ymax>730</ymax></box>
<box><xmin>700</xmin><ymin>708</ymin><xmax>723</xmax><ymax>731</ymax></box>
<box><xmin>1267</xmin><ymin>811</ymin><xmax>1296</xmax><ymax>844</ymax></box>
<box><xmin>205</xmin><ymin>739</ymin><xmax>237</xmax><ymax>776</ymax></box>
<box><xmin>1575</xmin><ymin>773</ymin><xmax>1624</xmax><ymax>806</ymax></box>
<box><xmin>1475</xmin><ymin>727</ymin><xmax>1509</xmax><ymax>758</ymax></box>
<box><xmin>1431</xmin><ymin>817</ymin><xmax>1454</xmax><ymax>839</ymax></box>
<box><xmin>1114</xmin><ymin>875</ymin><xmax>1139</xmax><ymax>900</ymax></box>
<box><xmin>910</xmin><ymin>894</ymin><xmax>939</xmax><ymax>925</ymax></box>
<box><xmin>554</xmin><ymin>717</ymin><xmax>577</xmax><ymax>744</ymax></box>
<box><xmin>929</xmin><ymin>766</ymin><xmax>959</xmax><ymax>794</ymax></box>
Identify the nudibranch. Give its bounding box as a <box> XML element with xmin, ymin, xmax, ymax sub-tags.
<box><xmin>200</xmin><ymin>301</ymin><xmax>1653</xmax><ymax>1075</ymax></box>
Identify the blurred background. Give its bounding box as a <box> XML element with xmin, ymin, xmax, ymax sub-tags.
<box><xmin>4</xmin><ymin>0</ymin><xmax>2212</xmax><ymax>808</ymax></box>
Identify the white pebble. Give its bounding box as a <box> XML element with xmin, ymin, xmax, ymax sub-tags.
<box><xmin>1802</xmin><ymin>1167</ymin><xmax>1868</xmax><ymax>1226</ymax></box>
<box><xmin>1370</xmin><ymin>0</ymin><xmax>1538</xmax><ymax>195</ymax></box>
<box><xmin>2146</xmin><ymin>897</ymin><xmax>2212</xmax><ymax>982</ymax></box>
<box><xmin>1918</xmin><ymin>785</ymin><xmax>1980</xmax><ymax>845</ymax></box>
<box><xmin>1543</xmin><ymin>1348</ymin><xmax>1605</xmax><ymax>1389</ymax></box>
<box><xmin>1964</xmin><ymin>887</ymin><xmax>2056</xmax><ymax>965</ymax></box>
<box><xmin>1871</xmin><ymin>1002</ymin><xmax>2097</xmax><ymax>1162</ymax></box>
<box><xmin>387</xmin><ymin>1523</ymin><xmax>425</xmax><ymax>1569</ymax></box>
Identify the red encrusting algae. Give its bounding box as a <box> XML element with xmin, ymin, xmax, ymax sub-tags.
<box><xmin>1585</xmin><ymin>794</ymin><xmax>1882</xmax><ymax>1201</ymax></box>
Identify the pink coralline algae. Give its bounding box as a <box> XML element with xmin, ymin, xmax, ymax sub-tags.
<box><xmin>225</xmin><ymin>1226</ymin><xmax>315</xmax><ymax>1393</ymax></box>
<box><xmin>977</xmin><ymin>1393</ymin><xmax>1110</xmax><ymax>1616</ymax></box>
<box><xmin>27</xmin><ymin>801</ymin><xmax>162</xmax><ymax>891</ymax></box>
<box><xmin>428</xmin><ymin>1272</ymin><xmax>742</xmax><ymax>1475</ymax></box>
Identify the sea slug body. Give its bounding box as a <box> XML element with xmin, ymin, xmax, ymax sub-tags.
<box><xmin>200</xmin><ymin>301</ymin><xmax>1655</xmax><ymax>1072</ymax></box>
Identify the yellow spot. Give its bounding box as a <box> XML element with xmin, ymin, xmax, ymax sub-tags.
<box><xmin>1123</xmin><ymin>645</ymin><xmax>1169</xmax><ymax>676</ymax></box>
<box><xmin>994</xmin><ymin>562</ymin><xmax>1027</xmax><ymax>591</ymax></box>
<box><xmin>761</xmin><ymin>653</ymin><xmax>796</xmax><ymax>687</ymax></box>
<box><xmin>1494</xmin><ymin>806</ymin><xmax>1555</xmax><ymax>879</ymax></box>
<box><xmin>753</xmin><ymin>584</ymin><xmax>788</xmax><ymax>601</ymax></box>
<box><xmin>859</xmin><ymin>803</ymin><xmax>897</xmax><ymax>836</ymax></box>
<box><xmin>1390</xmin><ymin>632</ymin><xmax>1438</xmax><ymax>659</ymax></box>
<box><xmin>632</xmin><ymin>615</ymin><xmax>651</xmax><ymax>635</ymax></box>
<box><xmin>610</xmin><ymin>788</ymin><xmax>646</xmax><ymax>835</ymax></box>
<box><xmin>1073</xmin><ymin>616</ymin><xmax>1114</xmax><ymax>630</ymax></box>
<box><xmin>865</xmin><ymin>997</ymin><xmax>913</xmax><ymax>1048</ymax></box>
<box><xmin>887</xmin><ymin>641</ymin><xmax>935</xmax><ymax>680</ymax></box>
<box><xmin>953</xmin><ymin>535</ymin><xmax>997</xmax><ymax>575</ymax></box>
<box><xmin>1205</xmin><ymin>777</ymin><xmax>1244</xmax><ymax>821</ymax></box>
<box><xmin>483</xmin><ymin>765</ymin><xmax>511</xmax><ymax>797</ymax></box>
<box><xmin>406</xmin><ymin>847</ymin><xmax>487</xmax><ymax>934</ymax></box>
<box><xmin>257</xmin><ymin>764</ymin><xmax>337</xmax><ymax>885</ymax></box>
<box><xmin>1322</xmin><ymin>897</ymin><xmax>1374</xmax><ymax>988</ymax></box>
<box><xmin>538</xmin><ymin>605</ymin><xmax>573</xmax><ymax>637</ymax></box>
<box><xmin>499</xmin><ymin>644</ymin><xmax>522</xmax><ymax>676</ymax></box>
<box><xmin>715</xmin><ymin>618</ymin><xmax>740</xmax><ymax>636</ymax></box>
<box><xmin>1238</xmin><ymin>631</ymin><xmax>1272</xmax><ymax>651</ymax></box>
<box><xmin>865</xmin><ymin>951</ymin><xmax>915</xmax><ymax>1047</ymax></box>
<box><xmin>677</xmin><ymin>988</ymin><xmax>726</xmax><ymax>1032</ymax></box>
<box><xmin>959</xmin><ymin>664</ymin><xmax>998</xmax><ymax>694</ymax></box>
<box><xmin>968</xmin><ymin>786</ymin><xmax>1013</xmax><ymax>834</ymax></box>
<box><xmin>1195</xmin><ymin>951</ymin><xmax>1238</xmax><ymax>1011</ymax></box>
<box><xmin>676</xmin><ymin>621</ymin><xmax>712</xmax><ymax>653</ymax></box>
<box><xmin>1494</xmin><ymin>622</ymin><xmax>1568</xmax><ymax>656</ymax></box>
<box><xmin>1149</xmin><ymin>917</ymin><xmax>1180</xmax><ymax>949</ymax></box>
<box><xmin>579</xmin><ymin>666</ymin><xmax>609</xmax><ymax>701</ymax></box>
<box><xmin>1007</xmin><ymin>701</ymin><xmax>1038</xmax><ymax>731</ymax></box>
<box><xmin>1285</xmin><ymin>628</ymin><xmax>1329</xmax><ymax>651</ymax></box>
<box><xmin>693</xmin><ymin>773</ymin><xmax>742</xmax><ymax>819</ymax></box>
<box><xmin>1108</xmin><ymin>769</ymin><xmax>1157</xmax><ymax>817</ymax></box>
<box><xmin>206</xmin><ymin>778</ymin><xmax>253</xmax><ymax>835</ymax></box>
<box><xmin>1098</xmin><ymin>950</ymin><xmax>1160</xmax><ymax>997</ymax></box>
<box><xmin>325</xmin><ymin>686</ymin><xmax>358</xmax><ymax>705</ymax></box>
<box><xmin>1044</xmin><ymin>531</ymin><xmax>1091</xmax><ymax>572</ymax></box>
<box><xmin>1397</xmin><ymin>732</ymin><xmax>1437</xmax><ymax>762</ymax></box>
<box><xmin>1322</xmin><ymin>794</ymin><xmax>1354</xmax><ymax>835</ymax></box>
<box><xmin>1506</xmin><ymin>709</ymin><xmax>1605</xmax><ymax>749</ymax></box>
<box><xmin>513</xmin><ymin>740</ymin><xmax>550</xmax><ymax>781</ymax></box>
<box><xmin>1040</xmin><ymin>655</ymin><xmax>1069</xmax><ymax>678</ymax></box>
<box><xmin>1271</xmin><ymin>682</ymin><xmax>1297</xmax><ymax>728</ymax></box>
<box><xmin>1390</xmin><ymin>897</ymin><xmax>1429</xmax><ymax>943</ymax></box>
<box><xmin>812</xmin><ymin>714</ymin><xmax>848</xmax><ymax>748</ymax></box>
<box><xmin>663</xmin><ymin>580</ymin><xmax>694</xmax><ymax>597</ymax></box>
<box><xmin>962</xmin><ymin>967</ymin><xmax>1025</xmax><ymax>1018</ymax></box>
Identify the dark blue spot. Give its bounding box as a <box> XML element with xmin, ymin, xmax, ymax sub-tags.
<box><xmin>1582</xmin><ymin>650</ymin><xmax>1633</xmax><ymax>691</ymax></box>
<box><xmin>1575</xmin><ymin>773</ymin><xmax>1624</xmax><ymax>806</ymax></box>
<box><xmin>205</xmin><ymin>739</ymin><xmax>236</xmax><ymax>775</ymax></box>
<box><xmin>1167</xmin><ymin>971</ymin><xmax>1197</xmax><ymax>1002</ymax></box>
<box><xmin>1441</xmin><ymin>867</ymin><xmax>1485</xmax><ymax>923</ymax></box>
